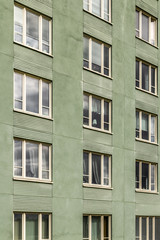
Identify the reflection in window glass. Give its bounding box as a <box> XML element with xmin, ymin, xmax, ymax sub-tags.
<box><xmin>42</xmin><ymin>145</ymin><xmax>49</xmax><ymax>179</ymax></box>
<box><xmin>92</xmin><ymin>97</ymin><xmax>101</xmax><ymax>129</ymax></box>
<box><xmin>26</xmin><ymin>11</ymin><xmax>39</xmax><ymax>49</ymax></box>
<box><xmin>136</xmin><ymin>11</ymin><xmax>139</xmax><ymax>37</ymax></box>
<box><xmin>14</xmin><ymin>214</ymin><xmax>22</xmax><ymax>240</ymax></box>
<box><xmin>83</xmin><ymin>94</ymin><xmax>89</xmax><ymax>125</ymax></box>
<box><xmin>142</xmin><ymin>63</ymin><xmax>149</xmax><ymax>91</ymax></box>
<box><xmin>92</xmin><ymin>216</ymin><xmax>101</xmax><ymax>240</ymax></box>
<box><xmin>92</xmin><ymin>154</ymin><xmax>101</xmax><ymax>185</ymax></box>
<box><xmin>104</xmin><ymin>0</ymin><xmax>109</xmax><ymax>21</ymax></box>
<box><xmin>14</xmin><ymin>72</ymin><xmax>23</xmax><ymax>109</ymax></box>
<box><xmin>142</xmin><ymin>14</ymin><xmax>149</xmax><ymax>42</ymax></box>
<box><xmin>92</xmin><ymin>0</ymin><xmax>101</xmax><ymax>17</ymax></box>
<box><xmin>14</xmin><ymin>6</ymin><xmax>23</xmax><ymax>43</ymax></box>
<box><xmin>14</xmin><ymin>140</ymin><xmax>22</xmax><ymax>177</ymax></box>
<box><xmin>83</xmin><ymin>0</ymin><xmax>89</xmax><ymax>11</ymax></box>
<box><xmin>83</xmin><ymin>37</ymin><xmax>89</xmax><ymax>68</ymax></box>
<box><xmin>42</xmin><ymin>18</ymin><xmax>50</xmax><ymax>53</ymax></box>
<box><xmin>83</xmin><ymin>152</ymin><xmax>89</xmax><ymax>183</ymax></box>
<box><xmin>150</xmin><ymin>19</ymin><xmax>156</xmax><ymax>45</ymax></box>
<box><xmin>92</xmin><ymin>41</ymin><xmax>101</xmax><ymax>73</ymax></box>
<box><xmin>26</xmin><ymin>214</ymin><xmax>38</xmax><ymax>240</ymax></box>
<box><xmin>26</xmin><ymin>142</ymin><xmax>39</xmax><ymax>178</ymax></box>
<box><xmin>42</xmin><ymin>82</ymin><xmax>49</xmax><ymax>116</ymax></box>
<box><xmin>136</xmin><ymin>161</ymin><xmax>139</xmax><ymax>189</ymax></box>
<box><xmin>142</xmin><ymin>112</ymin><xmax>149</xmax><ymax>140</ymax></box>
<box><xmin>136</xmin><ymin>60</ymin><xmax>139</xmax><ymax>87</ymax></box>
<box><xmin>26</xmin><ymin>76</ymin><xmax>39</xmax><ymax>114</ymax></box>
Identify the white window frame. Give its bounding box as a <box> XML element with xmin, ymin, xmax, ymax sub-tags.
<box><xmin>83</xmin><ymin>151</ymin><xmax>111</xmax><ymax>188</ymax></box>
<box><xmin>14</xmin><ymin>3</ymin><xmax>52</xmax><ymax>54</ymax></box>
<box><xmin>83</xmin><ymin>36</ymin><xmax>111</xmax><ymax>77</ymax></box>
<box><xmin>83</xmin><ymin>93</ymin><xmax>112</xmax><ymax>133</ymax></box>
<box><xmin>136</xmin><ymin>110</ymin><xmax>157</xmax><ymax>144</ymax></box>
<box><xmin>13</xmin><ymin>213</ymin><xmax>52</xmax><ymax>240</ymax></box>
<box><xmin>136</xmin><ymin>59</ymin><xmax>157</xmax><ymax>95</ymax></box>
<box><xmin>136</xmin><ymin>8</ymin><xmax>157</xmax><ymax>46</ymax></box>
<box><xmin>13</xmin><ymin>139</ymin><xmax>52</xmax><ymax>182</ymax></box>
<box><xmin>83</xmin><ymin>0</ymin><xmax>112</xmax><ymax>22</ymax></box>
<box><xmin>14</xmin><ymin>71</ymin><xmax>52</xmax><ymax>119</ymax></box>
<box><xmin>136</xmin><ymin>160</ymin><xmax>157</xmax><ymax>193</ymax></box>
<box><xmin>83</xmin><ymin>215</ymin><xmax>111</xmax><ymax>240</ymax></box>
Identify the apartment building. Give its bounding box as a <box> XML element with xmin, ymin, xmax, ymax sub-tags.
<box><xmin>0</xmin><ymin>0</ymin><xmax>160</xmax><ymax>239</ymax></box>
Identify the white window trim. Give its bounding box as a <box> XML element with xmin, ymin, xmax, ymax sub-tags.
<box><xmin>83</xmin><ymin>151</ymin><xmax>111</xmax><ymax>188</ymax></box>
<box><xmin>13</xmin><ymin>213</ymin><xmax>51</xmax><ymax>240</ymax></box>
<box><xmin>13</xmin><ymin>139</ymin><xmax>52</xmax><ymax>182</ymax></box>
<box><xmin>14</xmin><ymin>3</ymin><xmax>52</xmax><ymax>55</ymax></box>
<box><xmin>83</xmin><ymin>0</ymin><xmax>112</xmax><ymax>22</ymax></box>
<box><xmin>83</xmin><ymin>215</ymin><xmax>111</xmax><ymax>240</ymax></box>
<box><xmin>136</xmin><ymin>160</ymin><xmax>157</xmax><ymax>193</ymax></box>
<box><xmin>136</xmin><ymin>110</ymin><xmax>157</xmax><ymax>144</ymax></box>
<box><xmin>83</xmin><ymin>93</ymin><xmax>112</xmax><ymax>133</ymax></box>
<box><xmin>136</xmin><ymin>8</ymin><xmax>157</xmax><ymax>46</ymax></box>
<box><xmin>83</xmin><ymin>36</ymin><xmax>111</xmax><ymax>77</ymax></box>
<box><xmin>14</xmin><ymin>71</ymin><xmax>52</xmax><ymax>119</ymax></box>
<box><xmin>136</xmin><ymin>59</ymin><xmax>157</xmax><ymax>95</ymax></box>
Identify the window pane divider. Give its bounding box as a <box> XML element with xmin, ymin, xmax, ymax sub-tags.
<box><xmin>23</xmin><ymin>74</ymin><xmax>26</xmax><ymax>112</ymax></box>
<box><xmin>39</xmin><ymin>144</ymin><xmax>42</xmax><ymax>180</ymax></box>
<box><xmin>39</xmin><ymin>79</ymin><xmax>42</xmax><ymax>115</ymax></box>
<box><xmin>89</xmin><ymin>153</ymin><xmax>92</xmax><ymax>184</ymax></box>
<box><xmin>23</xmin><ymin>141</ymin><xmax>26</xmax><ymax>178</ymax></box>
<box><xmin>39</xmin><ymin>16</ymin><xmax>42</xmax><ymax>52</ymax></box>
<box><xmin>101</xmin><ymin>155</ymin><xmax>104</xmax><ymax>185</ymax></box>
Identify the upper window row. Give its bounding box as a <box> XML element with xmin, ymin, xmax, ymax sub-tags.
<box><xmin>14</xmin><ymin>4</ymin><xmax>52</xmax><ymax>54</ymax></box>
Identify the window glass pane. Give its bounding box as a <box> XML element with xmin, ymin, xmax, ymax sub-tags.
<box><xmin>104</xmin><ymin>101</ymin><xmax>109</xmax><ymax>130</ymax></box>
<box><xmin>151</xmin><ymin>116</ymin><xmax>155</xmax><ymax>143</ymax></box>
<box><xmin>14</xmin><ymin>6</ymin><xmax>23</xmax><ymax>43</ymax></box>
<box><xmin>136</xmin><ymin>61</ymin><xmax>139</xmax><ymax>87</ymax></box>
<box><xmin>136</xmin><ymin>11</ymin><xmax>139</xmax><ymax>37</ymax></box>
<box><xmin>136</xmin><ymin>111</ymin><xmax>139</xmax><ymax>138</ymax></box>
<box><xmin>83</xmin><ymin>152</ymin><xmax>89</xmax><ymax>183</ymax></box>
<box><xmin>83</xmin><ymin>37</ymin><xmax>89</xmax><ymax>68</ymax></box>
<box><xmin>142</xmin><ymin>63</ymin><xmax>149</xmax><ymax>91</ymax></box>
<box><xmin>42</xmin><ymin>145</ymin><xmax>49</xmax><ymax>179</ymax></box>
<box><xmin>104</xmin><ymin>216</ymin><xmax>109</xmax><ymax>238</ymax></box>
<box><xmin>151</xmin><ymin>164</ymin><xmax>155</xmax><ymax>191</ymax></box>
<box><xmin>151</xmin><ymin>67</ymin><xmax>155</xmax><ymax>94</ymax></box>
<box><xmin>92</xmin><ymin>40</ymin><xmax>101</xmax><ymax>73</ymax></box>
<box><xmin>155</xmin><ymin>217</ymin><xmax>160</xmax><ymax>239</ymax></box>
<box><xmin>83</xmin><ymin>94</ymin><xmax>89</xmax><ymax>125</ymax></box>
<box><xmin>149</xmin><ymin>217</ymin><xmax>153</xmax><ymax>240</ymax></box>
<box><xmin>83</xmin><ymin>216</ymin><xmax>89</xmax><ymax>238</ymax></box>
<box><xmin>14</xmin><ymin>214</ymin><xmax>22</xmax><ymax>240</ymax></box>
<box><xmin>92</xmin><ymin>97</ymin><xmax>101</xmax><ymax>128</ymax></box>
<box><xmin>42</xmin><ymin>214</ymin><xmax>49</xmax><ymax>239</ymax></box>
<box><xmin>26</xmin><ymin>76</ymin><xmax>39</xmax><ymax>114</ymax></box>
<box><xmin>142</xmin><ymin>217</ymin><xmax>147</xmax><ymax>240</ymax></box>
<box><xmin>14</xmin><ymin>73</ymin><xmax>23</xmax><ymax>109</ymax></box>
<box><xmin>26</xmin><ymin>11</ymin><xmax>39</xmax><ymax>49</ymax></box>
<box><xmin>92</xmin><ymin>216</ymin><xmax>101</xmax><ymax>240</ymax></box>
<box><xmin>42</xmin><ymin>81</ymin><xmax>49</xmax><ymax>116</ymax></box>
<box><xmin>136</xmin><ymin>217</ymin><xmax>139</xmax><ymax>239</ymax></box>
<box><xmin>26</xmin><ymin>214</ymin><xmax>38</xmax><ymax>240</ymax></box>
<box><xmin>92</xmin><ymin>0</ymin><xmax>101</xmax><ymax>17</ymax></box>
<box><xmin>150</xmin><ymin>19</ymin><xmax>156</xmax><ymax>45</ymax></box>
<box><xmin>42</xmin><ymin>18</ymin><xmax>49</xmax><ymax>53</ymax></box>
<box><xmin>104</xmin><ymin>156</ymin><xmax>109</xmax><ymax>185</ymax></box>
<box><xmin>92</xmin><ymin>154</ymin><xmax>101</xmax><ymax>185</ymax></box>
<box><xmin>104</xmin><ymin>0</ymin><xmax>109</xmax><ymax>21</ymax></box>
<box><xmin>104</xmin><ymin>45</ymin><xmax>109</xmax><ymax>76</ymax></box>
<box><xmin>26</xmin><ymin>142</ymin><xmax>39</xmax><ymax>178</ymax></box>
<box><xmin>14</xmin><ymin>140</ymin><xmax>22</xmax><ymax>176</ymax></box>
<box><xmin>142</xmin><ymin>113</ymin><xmax>149</xmax><ymax>140</ymax></box>
<box><xmin>83</xmin><ymin>0</ymin><xmax>89</xmax><ymax>11</ymax></box>
<box><xmin>142</xmin><ymin>163</ymin><xmax>149</xmax><ymax>189</ymax></box>
<box><xmin>142</xmin><ymin>14</ymin><xmax>149</xmax><ymax>42</ymax></box>
<box><xmin>136</xmin><ymin>162</ymin><xmax>139</xmax><ymax>188</ymax></box>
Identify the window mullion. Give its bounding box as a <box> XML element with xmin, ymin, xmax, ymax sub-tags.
<box><xmin>23</xmin><ymin>8</ymin><xmax>26</xmax><ymax>44</ymax></box>
<box><xmin>101</xmin><ymin>99</ymin><xmax>104</xmax><ymax>130</ymax></box>
<box><xmin>23</xmin><ymin>213</ymin><xmax>26</xmax><ymax>240</ymax></box>
<box><xmin>23</xmin><ymin>74</ymin><xmax>26</xmax><ymax>112</ymax></box>
<box><xmin>149</xmin><ymin>65</ymin><xmax>151</xmax><ymax>93</ymax></box>
<box><xmin>139</xmin><ymin>217</ymin><xmax>142</xmax><ymax>240</ymax></box>
<box><xmin>149</xmin><ymin>17</ymin><xmax>151</xmax><ymax>43</ymax></box>
<box><xmin>109</xmin><ymin>0</ymin><xmax>111</xmax><ymax>22</ymax></box>
<box><xmin>109</xmin><ymin>216</ymin><xmax>111</xmax><ymax>240</ymax></box>
<box><xmin>109</xmin><ymin>156</ymin><xmax>111</xmax><ymax>187</ymax></box>
<box><xmin>139</xmin><ymin>162</ymin><xmax>142</xmax><ymax>190</ymax></box>
<box><xmin>89</xmin><ymin>95</ymin><xmax>92</xmax><ymax>128</ymax></box>
<box><xmin>39</xmin><ymin>79</ymin><xmax>42</xmax><ymax>115</ymax></box>
<box><xmin>89</xmin><ymin>38</ymin><xmax>92</xmax><ymax>70</ymax></box>
<box><xmin>49</xmin><ymin>82</ymin><xmax>52</xmax><ymax>118</ymax></box>
<box><xmin>89</xmin><ymin>215</ymin><xmax>92</xmax><ymax>240</ymax></box>
<box><xmin>139</xmin><ymin>11</ymin><xmax>142</xmax><ymax>38</ymax></box>
<box><xmin>149</xmin><ymin>163</ymin><xmax>151</xmax><ymax>191</ymax></box>
<box><xmin>49</xmin><ymin>20</ymin><xmax>52</xmax><ymax>54</ymax></box>
<box><xmin>147</xmin><ymin>217</ymin><xmax>149</xmax><ymax>240</ymax></box>
<box><xmin>90</xmin><ymin>0</ymin><xmax>92</xmax><ymax>13</ymax></box>
<box><xmin>109</xmin><ymin>101</ymin><xmax>111</xmax><ymax>132</ymax></box>
<box><xmin>101</xmin><ymin>216</ymin><xmax>104</xmax><ymax>240</ymax></box>
<box><xmin>38</xmin><ymin>214</ymin><xmax>42</xmax><ymax>240</ymax></box>
<box><xmin>39</xmin><ymin>15</ymin><xmax>42</xmax><ymax>51</ymax></box>
<box><xmin>101</xmin><ymin>0</ymin><xmax>104</xmax><ymax>22</ymax></box>
<box><xmin>109</xmin><ymin>46</ymin><xmax>111</xmax><ymax>77</ymax></box>
<box><xmin>23</xmin><ymin>140</ymin><xmax>26</xmax><ymax>178</ymax></box>
<box><xmin>153</xmin><ymin>217</ymin><xmax>155</xmax><ymax>240</ymax></box>
<box><xmin>39</xmin><ymin>144</ymin><xmax>42</xmax><ymax>180</ymax></box>
<box><xmin>49</xmin><ymin>214</ymin><xmax>51</xmax><ymax>240</ymax></box>
<box><xmin>101</xmin><ymin>155</ymin><xmax>104</xmax><ymax>186</ymax></box>
<box><xmin>149</xmin><ymin>114</ymin><xmax>151</xmax><ymax>142</ymax></box>
<box><xmin>155</xmin><ymin>164</ymin><xmax>157</xmax><ymax>192</ymax></box>
<box><xmin>139</xmin><ymin>112</ymin><xmax>142</xmax><ymax>140</ymax></box>
<box><xmin>49</xmin><ymin>146</ymin><xmax>51</xmax><ymax>181</ymax></box>
<box><xmin>101</xmin><ymin>44</ymin><xmax>104</xmax><ymax>74</ymax></box>
<box><xmin>89</xmin><ymin>153</ymin><xmax>92</xmax><ymax>184</ymax></box>
<box><xmin>140</xmin><ymin>61</ymin><xmax>142</xmax><ymax>89</ymax></box>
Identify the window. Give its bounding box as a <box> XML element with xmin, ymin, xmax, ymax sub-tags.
<box><xmin>83</xmin><ymin>215</ymin><xmax>111</xmax><ymax>240</ymax></box>
<box><xmin>136</xmin><ymin>59</ymin><xmax>157</xmax><ymax>95</ymax></box>
<box><xmin>136</xmin><ymin>216</ymin><xmax>160</xmax><ymax>240</ymax></box>
<box><xmin>136</xmin><ymin>110</ymin><xmax>157</xmax><ymax>143</ymax></box>
<box><xmin>14</xmin><ymin>139</ymin><xmax>51</xmax><ymax>182</ymax></box>
<box><xmin>83</xmin><ymin>36</ymin><xmax>111</xmax><ymax>77</ymax></box>
<box><xmin>14</xmin><ymin>213</ymin><xmax>51</xmax><ymax>240</ymax></box>
<box><xmin>83</xmin><ymin>0</ymin><xmax>111</xmax><ymax>22</ymax></box>
<box><xmin>14</xmin><ymin>71</ymin><xmax>51</xmax><ymax>118</ymax></box>
<box><xmin>14</xmin><ymin>4</ymin><xmax>52</xmax><ymax>54</ymax></box>
<box><xmin>83</xmin><ymin>151</ymin><xmax>111</xmax><ymax>188</ymax></box>
<box><xmin>136</xmin><ymin>9</ymin><xmax>157</xmax><ymax>46</ymax></box>
<box><xmin>83</xmin><ymin>93</ymin><xmax>111</xmax><ymax>132</ymax></box>
<box><xmin>136</xmin><ymin>160</ymin><xmax>157</xmax><ymax>192</ymax></box>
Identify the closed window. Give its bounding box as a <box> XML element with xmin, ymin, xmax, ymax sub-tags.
<box><xmin>136</xmin><ymin>59</ymin><xmax>157</xmax><ymax>95</ymax></box>
<box><xmin>136</xmin><ymin>217</ymin><xmax>160</xmax><ymax>240</ymax></box>
<box><xmin>83</xmin><ymin>36</ymin><xmax>111</xmax><ymax>77</ymax></box>
<box><xmin>83</xmin><ymin>93</ymin><xmax>111</xmax><ymax>132</ymax></box>
<box><xmin>136</xmin><ymin>9</ymin><xmax>157</xmax><ymax>46</ymax></box>
<box><xmin>14</xmin><ymin>4</ymin><xmax>52</xmax><ymax>54</ymax></box>
<box><xmin>14</xmin><ymin>213</ymin><xmax>51</xmax><ymax>240</ymax></box>
<box><xmin>136</xmin><ymin>110</ymin><xmax>157</xmax><ymax>143</ymax></box>
<box><xmin>14</xmin><ymin>71</ymin><xmax>51</xmax><ymax>118</ymax></box>
<box><xmin>83</xmin><ymin>151</ymin><xmax>111</xmax><ymax>188</ymax></box>
<box><xmin>14</xmin><ymin>139</ymin><xmax>51</xmax><ymax>182</ymax></box>
<box><xmin>136</xmin><ymin>160</ymin><xmax>157</xmax><ymax>192</ymax></box>
<box><xmin>83</xmin><ymin>0</ymin><xmax>111</xmax><ymax>22</ymax></box>
<box><xmin>83</xmin><ymin>215</ymin><xmax>111</xmax><ymax>240</ymax></box>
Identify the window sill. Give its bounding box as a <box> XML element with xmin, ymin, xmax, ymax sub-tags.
<box><xmin>135</xmin><ymin>189</ymin><xmax>159</xmax><ymax>194</ymax></box>
<box><xmin>135</xmin><ymin>36</ymin><xmax>158</xmax><ymax>49</ymax></box>
<box><xmin>13</xmin><ymin>177</ymin><xmax>53</xmax><ymax>184</ymax></box>
<box><xmin>135</xmin><ymin>138</ymin><xmax>158</xmax><ymax>146</ymax></box>
<box><xmin>13</xmin><ymin>109</ymin><xmax>53</xmax><ymax>121</ymax></box>
<box><xmin>83</xmin><ymin>9</ymin><xmax>113</xmax><ymax>25</ymax></box>
<box><xmin>83</xmin><ymin>67</ymin><xmax>113</xmax><ymax>80</ymax></box>
<box><xmin>135</xmin><ymin>87</ymin><xmax>158</xmax><ymax>97</ymax></box>
<box><xmin>83</xmin><ymin>125</ymin><xmax>112</xmax><ymax>135</ymax></box>
<box><xmin>83</xmin><ymin>184</ymin><xmax>113</xmax><ymax>190</ymax></box>
<box><xmin>14</xmin><ymin>41</ymin><xmax>53</xmax><ymax>57</ymax></box>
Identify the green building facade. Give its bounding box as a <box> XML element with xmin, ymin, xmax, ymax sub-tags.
<box><xmin>0</xmin><ymin>0</ymin><xmax>160</xmax><ymax>239</ymax></box>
